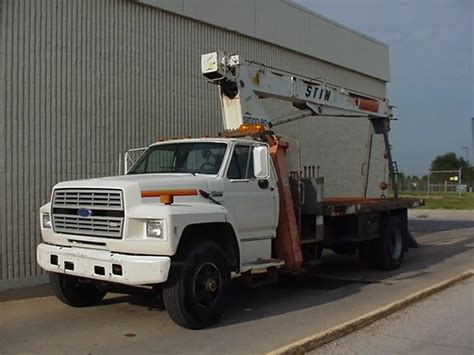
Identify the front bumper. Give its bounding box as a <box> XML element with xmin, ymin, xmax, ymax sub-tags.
<box><xmin>37</xmin><ymin>244</ymin><xmax>171</xmax><ymax>286</ymax></box>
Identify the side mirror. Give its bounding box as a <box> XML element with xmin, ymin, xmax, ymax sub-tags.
<box><xmin>253</xmin><ymin>146</ymin><xmax>270</xmax><ymax>178</ymax></box>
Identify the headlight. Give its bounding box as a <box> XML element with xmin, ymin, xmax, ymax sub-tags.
<box><xmin>146</xmin><ymin>220</ymin><xmax>164</xmax><ymax>239</ymax></box>
<box><xmin>42</xmin><ymin>213</ymin><xmax>52</xmax><ymax>229</ymax></box>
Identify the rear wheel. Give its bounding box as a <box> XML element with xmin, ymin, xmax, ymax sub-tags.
<box><xmin>163</xmin><ymin>241</ymin><xmax>230</xmax><ymax>329</ymax></box>
<box><xmin>49</xmin><ymin>272</ymin><xmax>106</xmax><ymax>307</ymax></box>
<box><xmin>359</xmin><ymin>217</ymin><xmax>406</xmax><ymax>270</ymax></box>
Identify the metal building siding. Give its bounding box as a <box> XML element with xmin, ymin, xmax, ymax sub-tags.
<box><xmin>0</xmin><ymin>0</ymin><xmax>386</xmax><ymax>283</ymax></box>
<box><xmin>137</xmin><ymin>0</ymin><xmax>390</xmax><ymax>82</ymax></box>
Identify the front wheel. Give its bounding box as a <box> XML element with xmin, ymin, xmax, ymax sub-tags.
<box><xmin>163</xmin><ymin>241</ymin><xmax>230</xmax><ymax>329</ymax></box>
<box><xmin>49</xmin><ymin>272</ymin><xmax>106</xmax><ymax>307</ymax></box>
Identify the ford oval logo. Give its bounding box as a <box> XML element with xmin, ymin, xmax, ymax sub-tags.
<box><xmin>77</xmin><ymin>208</ymin><xmax>92</xmax><ymax>218</ymax></box>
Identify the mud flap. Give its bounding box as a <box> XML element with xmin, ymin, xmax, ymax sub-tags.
<box><xmin>408</xmin><ymin>231</ymin><xmax>420</xmax><ymax>248</ymax></box>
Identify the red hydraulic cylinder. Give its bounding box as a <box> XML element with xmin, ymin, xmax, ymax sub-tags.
<box><xmin>267</xmin><ymin>137</ymin><xmax>303</xmax><ymax>272</ymax></box>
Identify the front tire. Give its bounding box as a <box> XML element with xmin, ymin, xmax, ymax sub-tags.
<box><xmin>49</xmin><ymin>272</ymin><xmax>106</xmax><ymax>307</ymax></box>
<box><xmin>163</xmin><ymin>241</ymin><xmax>230</xmax><ymax>329</ymax></box>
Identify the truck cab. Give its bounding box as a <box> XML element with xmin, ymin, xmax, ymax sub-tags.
<box><xmin>38</xmin><ymin>136</ymin><xmax>281</xmax><ymax>328</ymax></box>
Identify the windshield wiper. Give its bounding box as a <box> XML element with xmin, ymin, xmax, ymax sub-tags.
<box><xmin>199</xmin><ymin>189</ymin><xmax>222</xmax><ymax>205</ymax></box>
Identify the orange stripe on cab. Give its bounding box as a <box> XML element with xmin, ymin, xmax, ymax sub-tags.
<box><xmin>141</xmin><ymin>189</ymin><xmax>198</xmax><ymax>198</ymax></box>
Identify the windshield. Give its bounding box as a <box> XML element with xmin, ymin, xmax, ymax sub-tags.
<box><xmin>128</xmin><ymin>142</ymin><xmax>227</xmax><ymax>175</ymax></box>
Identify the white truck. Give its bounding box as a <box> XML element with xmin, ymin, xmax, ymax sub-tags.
<box><xmin>37</xmin><ymin>52</ymin><xmax>418</xmax><ymax>329</ymax></box>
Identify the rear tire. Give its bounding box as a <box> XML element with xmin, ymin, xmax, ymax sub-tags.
<box><xmin>359</xmin><ymin>217</ymin><xmax>406</xmax><ymax>270</ymax></box>
<box><xmin>163</xmin><ymin>241</ymin><xmax>230</xmax><ymax>329</ymax></box>
<box><xmin>49</xmin><ymin>272</ymin><xmax>106</xmax><ymax>307</ymax></box>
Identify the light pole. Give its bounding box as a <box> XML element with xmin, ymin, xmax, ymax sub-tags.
<box><xmin>471</xmin><ymin>117</ymin><xmax>474</xmax><ymax>157</ymax></box>
<box><xmin>461</xmin><ymin>146</ymin><xmax>469</xmax><ymax>163</ymax></box>
<box><xmin>459</xmin><ymin>167</ymin><xmax>463</xmax><ymax>197</ymax></box>
<box><xmin>427</xmin><ymin>171</ymin><xmax>430</xmax><ymax>196</ymax></box>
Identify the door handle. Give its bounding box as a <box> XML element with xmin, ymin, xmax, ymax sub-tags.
<box><xmin>299</xmin><ymin>180</ymin><xmax>305</xmax><ymax>204</ymax></box>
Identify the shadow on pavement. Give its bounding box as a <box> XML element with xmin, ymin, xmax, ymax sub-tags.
<box><xmin>409</xmin><ymin>219</ymin><xmax>474</xmax><ymax>236</ymax></box>
<box><xmin>1</xmin><ymin>227</ymin><xmax>473</xmax><ymax>331</ymax></box>
<box><xmin>0</xmin><ymin>284</ymin><xmax>52</xmax><ymax>302</ymax></box>
<box><xmin>211</xmin><ymin>230</ymin><xmax>474</xmax><ymax>328</ymax></box>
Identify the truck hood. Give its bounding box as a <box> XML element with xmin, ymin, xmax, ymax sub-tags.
<box><xmin>55</xmin><ymin>173</ymin><xmax>208</xmax><ymax>189</ymax></box>
<box><xmin>53</xmin><ymin>174</ymin><xmax>214</xmax><ymax>206</ymax></box>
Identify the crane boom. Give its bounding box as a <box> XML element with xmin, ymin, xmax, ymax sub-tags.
<box><xmin>201</xmin><ymin>51</ymin><xmax>393</xmax><ymax>130</ymax></box>
<box><xmin>201</xmin><ymin>51</ymin><xmax>399</xmax><ymax>200</ymax></box>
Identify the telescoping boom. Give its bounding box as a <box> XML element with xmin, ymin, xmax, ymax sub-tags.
<box><xmin>201</xmin><ymin>51</ymin><xmax>393</xmax><ymax>130</ymax></box>
<box><xmin>201</xmin><ymin>51</ymin><xmax>398</xmax><ymax>198</ymax></box>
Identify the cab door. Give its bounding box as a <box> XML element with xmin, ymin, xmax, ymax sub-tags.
<box><xmin>223</xmin><ymin>143</ymin><xmax>278</xmax><ymax>263</ymax></box>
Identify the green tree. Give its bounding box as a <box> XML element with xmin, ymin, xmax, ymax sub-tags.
<box><xmin>430</xmin><ymin>152</ymin><xmax>472</xmax><ymax>182</ymax></box>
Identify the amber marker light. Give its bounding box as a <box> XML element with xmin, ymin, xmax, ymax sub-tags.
<box><xmin>160</xmin><ymin>195</ymin><xmax>174</xmax><ymax>205</ymax></box>
<box><xmin>357</xmin><ymin>98</ymin><xmax>379</xmax><ymax>113</ymax></box>
<box><xmin>237</xmin><ymin>123</ymin><xmax>266</xmax><ymax>134</ymax></box>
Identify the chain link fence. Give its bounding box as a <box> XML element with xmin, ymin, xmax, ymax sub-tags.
<box><xmin>397</xmin><ymin>170</ymin><xmax>473</xmax><ymax>195</ymax></box>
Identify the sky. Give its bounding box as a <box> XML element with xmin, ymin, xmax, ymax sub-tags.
<box><xmin>296</xmin><ymin>0</ymin><xmax>473</xmax><ymax>174</ymax></box>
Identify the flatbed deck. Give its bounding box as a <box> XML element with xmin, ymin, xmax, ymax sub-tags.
<box><xmin>323</xmin><ymin>197</ymin><xmax>421</xmax><ymax>217</ymax></box>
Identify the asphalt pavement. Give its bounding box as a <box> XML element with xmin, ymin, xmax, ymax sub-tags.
<box><xmin>0</xmin><ymin>209</ymin><xmax>473</xmax><ymax>354</ymax></box>
<box><xmin>312</xmin><ymin>277</ymin><xmax>474</xmax><ymax>355</ymax></box>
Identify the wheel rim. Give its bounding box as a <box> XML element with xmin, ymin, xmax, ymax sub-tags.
<box><xmin>388</xmin><ymin>229</ymin><xmax>402</xmax><ymax>260</ymax></box>
<box><xmin>193</xmin><ymin>262</ymin><xmax>222</xmax><ymax>308</ymax></box>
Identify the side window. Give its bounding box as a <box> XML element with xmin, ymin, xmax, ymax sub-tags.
<box><xmin>184</xmin><ymin>145</ymin><xmax>226</xmax><ymax>174</ymax></box>
<box><xmin>227</xmin><ymin>145</ymin><xmax>254</xmax><ymax>179</ymax></box>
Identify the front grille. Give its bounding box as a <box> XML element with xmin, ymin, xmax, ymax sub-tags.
<box><xmin>52</xmin><ymin>188</ymin><xmax>124</xmax><ymax>239</ymax></box>
<box><xmin>53</xmin><ymin>214</ymin><xmax>123</xmax><ymax>238</ymax></box>
<box><xmin>53</xmin><ymin>189</ymin><xmax>123</xmax><ymax>210</ymax></box>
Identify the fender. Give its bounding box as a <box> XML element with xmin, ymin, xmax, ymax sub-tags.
<box><xmin>171</xmin><ymin>204</ymin><xmax>242</xmax><ymax>272</ymax></box>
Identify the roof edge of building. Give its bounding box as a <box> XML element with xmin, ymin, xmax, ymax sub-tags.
<box><xmin>284</xmin><ymin>1</ymin><xmax>388</xmax><ymax>49</ymax></box>
<box><xmin>132</xmin><ymin>0</ymin><xmax>390</xmax><ymax>82</ymax></box>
